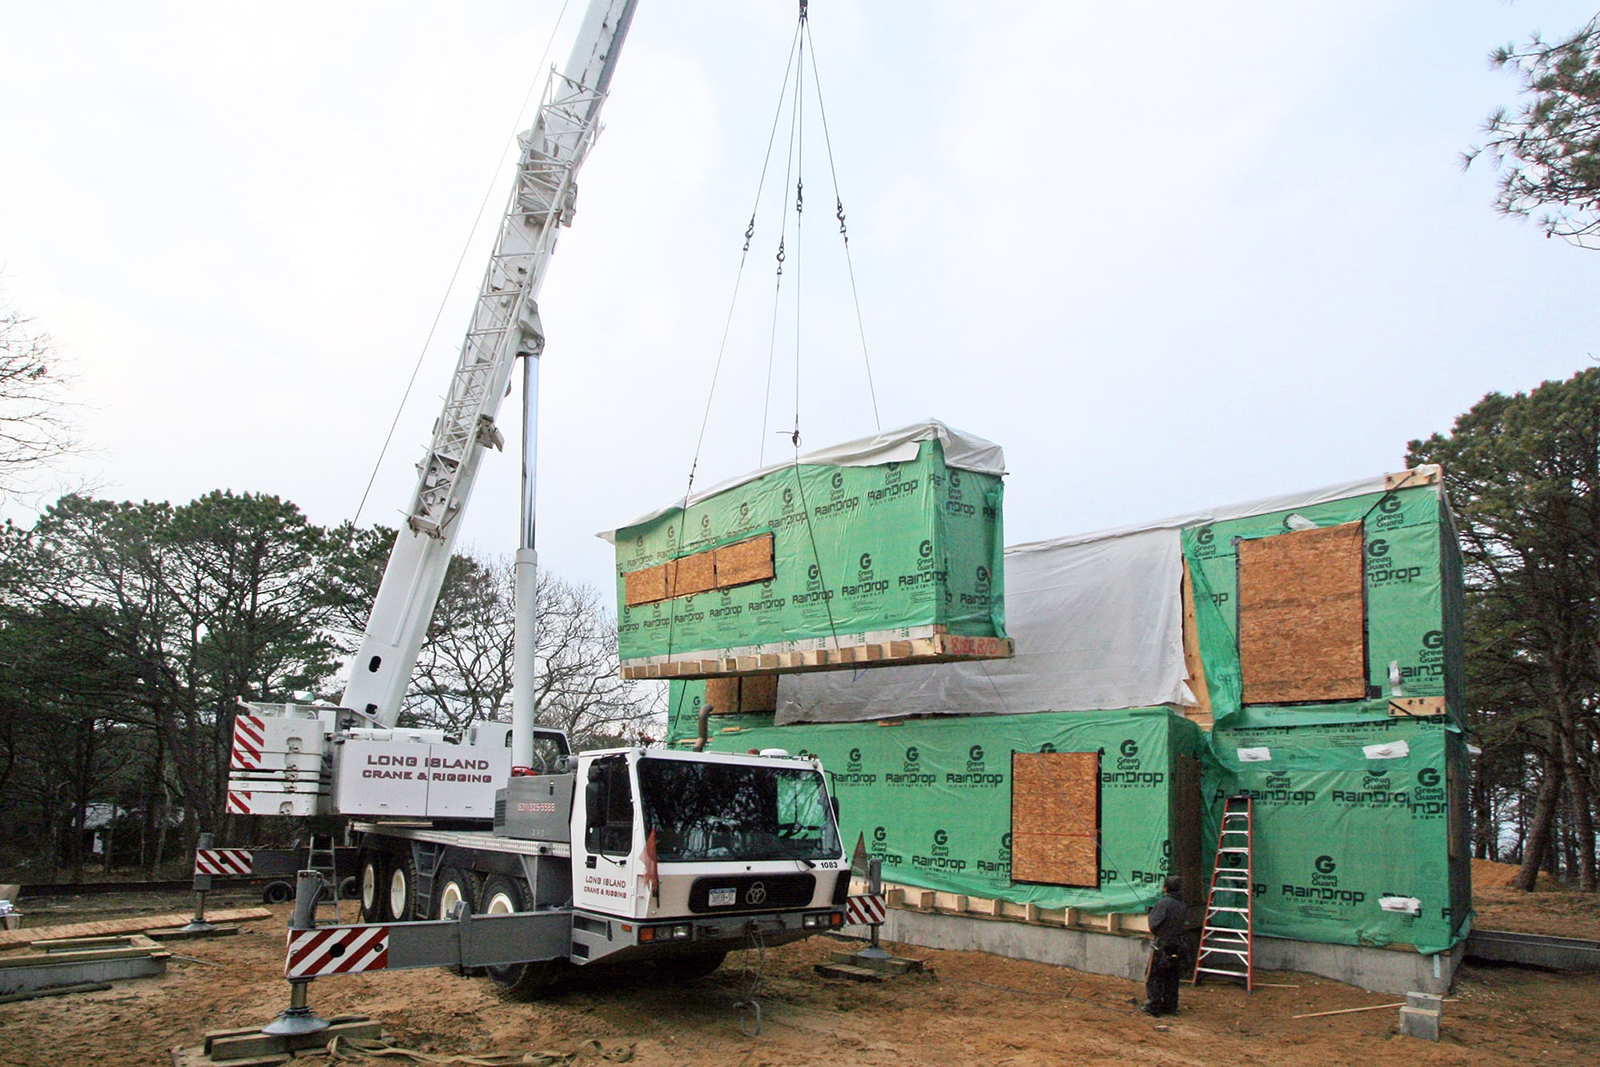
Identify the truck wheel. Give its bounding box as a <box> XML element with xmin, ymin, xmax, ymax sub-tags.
<box><xmin>359</xmin><ymin>853</ymin><xmax>386</xmax><ymax>922</ymax></box>
<box><xmin>481</xmin><ymin>874</ymin><xmax>562</xmax><ymax>1000</ymax></box>
<box><xmin>388</xmin><ymin>850</ymin><xmax>419</xmax><ymax>922</ymax></box>
<box><xmin>435</xmin><ymin>867</ymin><xmax>477</xmax><ymax>920</ymax></box>
<box><xmin>656</xmin><ymin>951</ymin><xmax>728</xmax><ymax>980</ymax></box>
<box><xmin>262</xmin><ymin>880</ymin><xmax>295</xmax><ymax>905</ymax></box>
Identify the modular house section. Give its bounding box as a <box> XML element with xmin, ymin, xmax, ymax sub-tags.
<box><xmin>666</xmin><ymin>464</ymin><xmax>1471</xmax><ymax>971</ymax></box>
<box><xmin>603</xmin><ymin>421</ymin><xmax>1012</xmax><ymax>680</ymax></box>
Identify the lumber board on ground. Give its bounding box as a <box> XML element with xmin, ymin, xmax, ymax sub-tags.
<box><xmin>0</xmin><ymin>908</ymin><xmax>272</xmax><ymax>948</ymax></box>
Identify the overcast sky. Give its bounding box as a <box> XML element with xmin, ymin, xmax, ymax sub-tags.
<box><xmin>3</xmin><ymin>1</ymin><xmax>1598</xmax><ymax>603</ymax></box>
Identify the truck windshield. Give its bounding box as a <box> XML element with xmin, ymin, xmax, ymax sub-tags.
<box><xmin>637</xmin><ymin>757</ymin><xmax>839</xmax><ymax>863</ymax></box>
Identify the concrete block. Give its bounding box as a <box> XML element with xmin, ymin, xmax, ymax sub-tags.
<box><xmin>1399</xmin><ymin>1005</ymin><xmax>1440</xmax><ymax>1041</ymax></box>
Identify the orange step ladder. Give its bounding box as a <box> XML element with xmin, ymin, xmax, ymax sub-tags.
<box><xmin>1194</xmin><ymin>793</ymin><xmax>1254</xmax><ymax>991</ymax></box>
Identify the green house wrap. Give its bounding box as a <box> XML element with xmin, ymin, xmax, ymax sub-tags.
<box><xmin>600</xmin><ymin>421</ymin><xmax>1011</xmax><ymax>679</ymax></box>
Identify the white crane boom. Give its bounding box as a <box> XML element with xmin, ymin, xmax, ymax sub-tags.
<box><xmin>342</xmin><ymin>0</ymin><xmax>639</xmax><ymax>745</ymax></box>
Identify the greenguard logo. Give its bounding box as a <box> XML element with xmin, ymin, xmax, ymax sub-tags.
<box><xmin>836</xmin><ymin>746</ymin><xmax>876</xmax><ymax>787</ymax></box>
<box><xmin>868</xmin><ymin>824</ymin><xmax>903</xmax><ymax>866</ymax></box>
<box><xmin>1367</xmin><ymin>537</ymin><xmax>1422</xmax><ymax>586</ymax></box>
<box><xmin>1192</xmin><ymin>524</ymin><xmax>1219</xmax><ymax>559</ymax></box>
<box><xmin>838</xmin><ymin>748</ymin><xmax>876</xmax><ymax>790</ymax></box>
<box><xmin>961</xmin><ymin>565</ymin><xmax>993</xmax><ymax>608</ymax></box>
<box><xmin>1422</xmin><ymin>630</ymin><xmax>1443</xmax><ymax>650</ymax></box>
<box><xmin>947</xmin><ymin>742</ymin><xmax>1002</xmax><ymax>788</ymax></box>
<box><xmin>1103</xmin><ymin>738</ymin><xmax>1164</xmax><ymax>788</ymax></box>
<box><xmin>1333</xmin><ymin>769</ymin><xmax>1410</xmax><ymax>807</ymax></box>
<box><xmin>816</xmin><ymin>471</ymin><xmax>860</xmax><ymax>518</ymax></box>
<box><xmin>782</xmin><ymin>487</ymin><xmax>793</xmax><ymax>506</ymax></box>
<box><xmin>945</xmin><ymin>471</ymin><xmax>978</xmax><ymax>516</ymax></box>
<box><xmin>1411</xmin><ymin>766</ymin><xmax>1446</xmax><ymax>817</ymax></box>
<box><xmin>979</xmin><ymin>832</ymin><xmax>1012</xmax><ymax>876</ymax></box>
<box><xmin>1039</xmin><ymin>742</ymin><xmax>1057</xmax><ymax>753</ymax></box>
<box><xmin>1373</xmin><ymin>492</ymin><xmax>1405</xmax><ymax>530</ymax></box>
<box><xmin>794</xmin><ymin>563</ymin><xmax>834</xmax><ymax>606</ymax></box>
<box><xmin>888</xmin><ymin>745</ymin><xmax>934</xmax><ymax>787</ymax></box>
<box><xmin>912</xmin><ymin>828</ymin><xmax>967</xmax><ymax>873</ymax></box>
<box><xmin>950</xmin><ymin>471</ymin><xmax>961</xmax><ymax>489</ymax></box>
<box><xmin>869</xmin><ymin>461</ymin><xmax>919</xmax><ymax>505</ymax></box>
<box><xmin>845</xmin><ymin>553</ymin><xmax>887</xmax><ymax>599</ymax></box>
<box><xmin>634</xmin><ymin>534</ymin><xmax>644</xmax><ymax>552</ymax></box>
<box><xmin>746</xmin><ymin>579</ymin><xmax>786</xmax><ymax>614</ymax></box>
<box><xmin>1281</xmin><ymin>855</ymin><xmax>1367</xmax><ymax>906</ymax></box>
<box><xmin>700</xmin><ymin>514</ymin><xmax>711</xmax><ymax>531</ymax></box>
<box><xmin>1247</xmin><ymin>770</ymin><xmax>1316</xmax><ymax>805</ymax></box>
<box><xmin>666</xmin><ymin>524</ymin><xmax>676</xmax><ymax>543</ymax></box>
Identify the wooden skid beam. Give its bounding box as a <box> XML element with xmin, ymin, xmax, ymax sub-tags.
<box><xmin>621</xmin><ymin>635</ymin><xmax>1014</xmax><ymax>681</ymax></box>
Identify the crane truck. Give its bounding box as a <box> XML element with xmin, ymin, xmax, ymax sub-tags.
<box><xmin>218</xmin><ymin>0</ymin><xmax>852</xmax><ymax>997</ymax></box>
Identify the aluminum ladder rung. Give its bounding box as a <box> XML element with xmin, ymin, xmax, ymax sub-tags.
<box><xmin>1194</xmin><ymin>795</ymin><xmax>1254</xmax><ymax>993</ymax></box>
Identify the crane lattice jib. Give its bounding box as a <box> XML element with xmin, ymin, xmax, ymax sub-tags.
<box><xmin>343</xmin><ymin>0</ymin><xmax>637</xmax><ymax>727</ymax></box>
<box><xmin>407</xmin><ymin>76</ymin><xmax>604</xmax><ymax>538</ymax></box>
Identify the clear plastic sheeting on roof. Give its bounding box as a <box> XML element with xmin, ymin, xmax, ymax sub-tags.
<box><xmin>775</xmin><ymin>526</ymin><xmax>1190</xmax><ymax>723</ymax></box>
<box><xmin>597</xmin><ymin>419</ymin><xmax>1004</xmax><ymax>543</ymax></box>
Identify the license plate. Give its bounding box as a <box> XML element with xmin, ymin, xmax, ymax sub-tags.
<box><xmin>708</xmin><ymin>888</ymin><xmax>737</xmax><ymax>907</ymax></box>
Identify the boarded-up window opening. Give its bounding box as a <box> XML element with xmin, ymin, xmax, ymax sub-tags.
<box><xmin>1237</xmin><ymin>522</ymin><xmax>1368</xmax><ymax>705</ymax></box>
<box><xmin>703</xmin><ymin>675</ymin><xmax>777</xmax><ymax>715</ymax></box>
<box><xmin>623</xmin><ymin>533</ymin><xmax>775</xmax><ymax>607</ymax></box>
<box><xmin>1011</xmin><ymin>751</ymin><xmax>1100</xmax><ymax>887</ymax></box>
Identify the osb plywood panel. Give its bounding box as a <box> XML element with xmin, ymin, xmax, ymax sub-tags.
<box><xmin>1012</xmin><ymin>751</ymin><xmax>1099</xmax><ymax>887</ymax></box>
<box><xmin>1179</xmin><ymin>560</ymin><xmax>1213</xmax><ymax>728</ymax></box>
<box><xmin>1238</xmin><ymin>522</ymin><xmax>1367</xmax><ymax>705</ymax></box>
<box><xmin>665</xmin><ymin>551</ymin><xmax>716</xmax><ymax>598</ymax></box>
<box><xmin>704</xmin><ymin>677</ymin><xmax>740</xmax><ymax>715</ymax></box>
<box><xmin>739</xmin><ymin>674</ymin><xmax>778</xmax><ymax>712</ymax></box>
<box><xmin>715</xmin><ymin>535</ymin><xmax>775</xmax><ymax>587</ymax></box>
<box><xmin>623</xmin><ymin>565</ymin><xmax>667</xmax><ymax>607</ymax></box>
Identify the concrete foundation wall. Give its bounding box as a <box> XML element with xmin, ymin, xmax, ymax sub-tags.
<box><xmin>872</xmin><ymin>908</ymin><xmax>1463</xmax><ymax>996</ymax></box>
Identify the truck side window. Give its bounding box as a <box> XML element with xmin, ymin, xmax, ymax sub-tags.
<box><xmin>584</xmin><ymin>757</ymin><xmax>633</xmax><ymax>856</ymax></box>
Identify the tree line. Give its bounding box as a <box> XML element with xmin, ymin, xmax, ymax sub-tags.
<box><xmin>0</xmin><ymin>491</ymin><xmax>657</xmax><ymax>881</ymax></box>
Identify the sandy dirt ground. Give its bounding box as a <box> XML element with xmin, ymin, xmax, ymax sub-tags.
<box><xmin>3</xmin><ymin>884</ymin><xmax>1599</xmax><ymax>1067</ymax></box>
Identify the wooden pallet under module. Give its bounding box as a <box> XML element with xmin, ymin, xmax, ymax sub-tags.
<box><xmin>620</xmin><ymin>630</ymin><xmax>1014</xmax><ymax>681</ymax></box>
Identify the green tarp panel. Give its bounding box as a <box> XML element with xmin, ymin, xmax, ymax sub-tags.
<box><xmin>693</xmin><ymin>708</ymin><xmax>1202</xmax><ymax>914</ymax></box>
<box><xmin>611</xmin><ymin>440</ymin><xmax>1006</xmax><ymax>666</ymax></box>
<box><xmin>1183</xmin><ymin>482</ymin><xmax>1465</xmax><ymax>730</ymax></box>
<box><xmin>1202</xmin><ymin>717</ymin><xmax>1469</xmax><ymax>955</ymax></box>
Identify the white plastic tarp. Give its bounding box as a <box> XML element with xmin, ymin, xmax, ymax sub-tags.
<box><xmin>775</xmin><ymin>525</ymin><xmax>1192</xmax><ymax>723</ymax></box>
<box><xmin>598</xmin><ymin>419</ymin><xmax>1004</xmax><ymax>543</ymax></box>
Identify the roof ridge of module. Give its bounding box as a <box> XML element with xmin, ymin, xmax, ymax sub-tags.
<box><xmin>598</xmin><ymin>418</ymin><xmax>1005</xmax><ymax>543</ymax></box>
<box><xmin>1006</xmin><ymin>464</ymin><xmax>1442</xmax><ymax>557</ymax></box>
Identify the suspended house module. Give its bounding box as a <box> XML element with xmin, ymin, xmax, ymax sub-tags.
<box><xmin>601</xmin><ymin>420</ymin><xmax>1013</xmax><ymax>680</ymax></box>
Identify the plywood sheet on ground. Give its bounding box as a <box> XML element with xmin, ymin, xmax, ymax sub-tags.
<box><xmin>1011</xmin><ymin>751</ymin><xmax>1099</xmax><ymax>886</ymax></box>
<box><xmin>1238</xmin><ymin>522</ymin><xmax>1367</xmax><ymax>705</ymax></box>
<box><xmin>0</xmin><ymin>909</ymin><xmax>272</xmax><ymax>949</ymax></box>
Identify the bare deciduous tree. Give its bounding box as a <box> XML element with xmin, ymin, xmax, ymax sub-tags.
<box><xmin>402</xmin><ymin>550</ymin><xmax>662</xmax><ymax>747</ymax></box>
<box><xmin>0</xmin><ymin>300</ymin><xmax>77</xmax><ymax>493</ymax></box>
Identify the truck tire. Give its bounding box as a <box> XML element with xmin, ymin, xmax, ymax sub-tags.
<box><xmin>656</xmin><ymin>951</ymin><xmax>728</xmax><ymax>980</ymax></box>
<box><xmin>480</xmin><ymin>874</ymin><xmax>562</xmax><ymax>1000</ymax></box>
<box><xmin>434</xmin><ymin>867</ymin><xmax>477</xmax><ymax>920</ymax></box>
<box><xmin>262</xmin><ymin>880</ymin><xmax>295</xmax><ymax>905</ymax></box>
<box><xmin>388</xmin><ymin>849</ymin><xmax>419</xmax><ymax>922</ymax></box>
<box><xmin>359</xmin><ymin>853</ymin><xmax>386</xmax><ymax>922</ymax></box>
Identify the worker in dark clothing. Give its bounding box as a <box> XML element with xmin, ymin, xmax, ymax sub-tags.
<box><xmin>1143</xmin><ymin>875</ymin><xmax>1188</xmax><ymax>1016</ymax></box>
